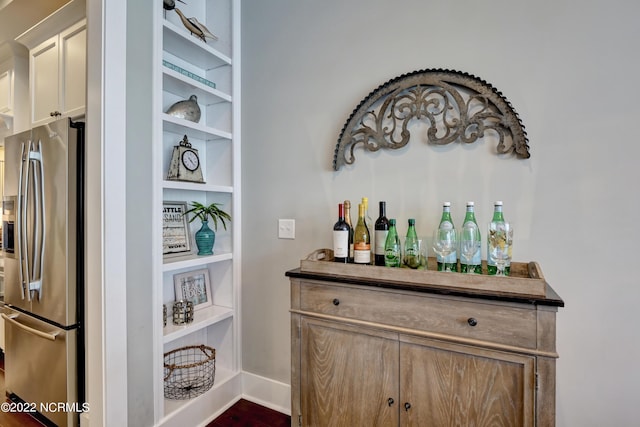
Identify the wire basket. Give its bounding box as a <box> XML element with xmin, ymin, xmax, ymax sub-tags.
<box><xmin>164</xmin><ymin>345</ymin><xmax>216</xmax><ymax>400</ymax></box>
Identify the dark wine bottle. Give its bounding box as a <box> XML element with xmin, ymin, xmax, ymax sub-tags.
<box><xmin>332</xmin><ymin>203</ymin><xmax>350</xmax><ymax>263</ymax></box>
<box><xmin>374</xmin><ymin>201</ymin><xmax>390</xmax><ymax>266</ymax></box>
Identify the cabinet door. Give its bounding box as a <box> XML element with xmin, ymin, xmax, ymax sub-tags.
<box><xmin>0</xmin><ymin>70</ymin><xmax>10</xmax><ymax>113</ymax></box>
<box><xmin>30</xmin><ymin>35</ymin><xmax>59</xmax><ymax>124</ymax></box>
<box><xmin>400</xmin><ymin>336</ymin><xmax>535</xmax><ymax>427</ymax></box>
<box><xmin>300</xmin><ymin>317</ymin><xmax>399</xmax><ymax>427</ymax></box>
<box><xmin>59</xmin><ymin>20</ymin><xmax>86</xmax><ymax>118</ymax></box>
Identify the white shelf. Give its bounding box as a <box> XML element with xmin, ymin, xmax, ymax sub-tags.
<box><xmin>162</xmin><ymin>366</ymin><xmax>237</xmax><ymax>420</ymax></box>
<box><xmin>154</xmin><ymin>1</ymin><xmax>240</xmax><ymax>424</ymax></box>
<box><xmin>163</xmin><ymin>251</ymin><xmax>232</xmax><ymax>273</ymax></box>
<box><xmin>162</xmin><ymin>20</ymin><xmax>231</xmax><ymax>70</ymax></box>
<box><xmin>163</xmin><ymin>304</ymin><xmax>233</xmax><ymax>343</ymax></box>
<box><xmin>163</xmin><ymin>68</ymin><xmax>231</xmax><ymax>105</ymax></box>
<box><xmin>162</xmin><ymin>113</ymin><xmax>231</xmax><ymax>141</ymax></box>
<box><xmin>162</xmin><ymin>180</ymin><xmax>233</xmax><ymax>193</ymax></box>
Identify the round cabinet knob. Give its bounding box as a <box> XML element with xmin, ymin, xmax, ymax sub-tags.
<box><xmin>332</xmin><ymin>298</ymin><xmax>340</xmax><ymax>306</ymax></box>
<box><xmin>467</xmin><ymin>317</ymin><xmax>478</xmax><ymax>327</ymax></box>
<box><xmin>387</xmin><ymin>398</ymin><xmax>394</xmax><ymax>407</ymax></box>
<box><xmin>404</xmin><ymin>402</ymin><xmax>411</xmax><ymax>411</ymax></box>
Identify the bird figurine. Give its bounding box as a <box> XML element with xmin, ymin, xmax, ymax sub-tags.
<box><xmin>165</xmin><ymin>95</ymin><xmax>201</xmax><ymax>123</ymax></box>
<box><xmin>163</xmin><ymin>0</ymin><xmax>186</xmax><ymax>11</ymax></box>
<box><xmin>174</xmin><ymin>8</ymin><xmax>218</xmax><ymax>42</ymax></box>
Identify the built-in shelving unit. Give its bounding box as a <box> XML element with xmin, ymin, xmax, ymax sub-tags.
<box><xmin>153</xmin><ymin>1</ymin><xmax>241</xmax><ymax>426</ymax></box>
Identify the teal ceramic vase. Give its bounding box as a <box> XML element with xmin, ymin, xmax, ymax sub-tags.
<box><xmin>195</xmin><ymin>220</ymin><xmax>215</xmax><ymax>255</ymax></box>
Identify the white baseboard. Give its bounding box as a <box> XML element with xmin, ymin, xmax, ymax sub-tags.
<box><xmin>240</xmin><ymin>371</ymin><xmax>291</xmax><ymax>416</ymax></box>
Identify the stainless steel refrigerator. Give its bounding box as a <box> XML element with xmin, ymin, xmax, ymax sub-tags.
<box><xmin>2</xmin><ymin>117</ymin><xmax>84</xmax><ymax>427</ymax></box>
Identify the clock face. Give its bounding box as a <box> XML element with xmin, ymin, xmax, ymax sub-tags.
<box><xmin>181</xmin><ymin>149</ymin><xmax>200</xmax><ymax>171</ymax></box>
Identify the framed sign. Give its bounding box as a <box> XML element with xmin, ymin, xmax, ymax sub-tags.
<box><xmin>163</xmin><ymin>201</ymin><xmax>192</xmax><ymax>258</ymax></box>
<box><xmin>174</xmin><ymin>269</ymin><xmax>212</xmax><ymax>311</ymax></box>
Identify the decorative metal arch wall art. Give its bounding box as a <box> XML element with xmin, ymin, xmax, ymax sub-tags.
<box><xmin>333</xmin><ymin>69</ymin><xmax>530</xmax><ymax>171</ymax></box>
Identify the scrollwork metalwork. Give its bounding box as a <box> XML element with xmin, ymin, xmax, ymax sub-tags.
<box><xmin>333</xmin><ymin>69</ymin><xmax>530</xmax><ymax>170</ymax></box>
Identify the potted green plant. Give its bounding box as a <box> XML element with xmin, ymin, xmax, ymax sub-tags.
<box><xmin>184</xmin><ymin>201</ymin><xmax>231</xmax><ymax>256</ymax></box>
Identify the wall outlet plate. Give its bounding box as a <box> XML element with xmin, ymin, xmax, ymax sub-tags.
<box><xmin>278</xmin><ymin>219</ymin><xmax>295</xmax><ymax>239</ymax></box>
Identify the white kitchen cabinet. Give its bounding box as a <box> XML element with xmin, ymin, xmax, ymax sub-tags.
<box><xmin>0</xmin><ymin>70</ymin><xmax>10</xmax><ymax>113</ymax></box>
<box><xmin>0</xmin><ymin>69</ymin><xmax>13</xmax><ymax>132</ymax></box>
<box><xmin>28</xmin><ymin>19</ymin><xmax>86</xmax><ymax>127</ymax></box>
<box><xmin>153</xmin><ymin>1</ymin><xmax>241</xmax><ymax>426</ymax></box>
<box><xmin>0</xmin><ymin>41</ymin><xmax>29</xmax><ymax>133</ymax></box>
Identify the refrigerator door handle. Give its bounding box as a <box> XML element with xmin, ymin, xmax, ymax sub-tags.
<box><xmin>18</xmin><ymin>140</ymin><xmax>45</xmax><ymax>302</ymax></box>
<box><xmin>17</xmin><ymin>141</ymin><xmax>27</xmax><ymax>300</ymax></box>
<box><xmin>28</xmin><ymin>140</ymin><xmax>45</xmax><ymax>301</ymax></box>
<box><xmin>1</xmin><ymin>313</ymin><xmax>60</xmax><ymax>341</ymax></box>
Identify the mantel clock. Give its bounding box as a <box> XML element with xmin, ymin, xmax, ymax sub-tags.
<box><xmin>166</xmin><ymin>135</ymin><xmax>205</xmax><ymax>183</ymax></box>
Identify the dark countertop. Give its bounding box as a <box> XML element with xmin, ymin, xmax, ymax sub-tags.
<box><xmin>286</xmin><ymin>267</ymin><xmax>564</xmax><ymax>307</ymax></box>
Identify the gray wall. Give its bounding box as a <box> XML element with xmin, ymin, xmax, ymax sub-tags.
<box><xmin>241</xmin><ymin>0</ymin><xmax>640</xmax><ymax>425</ymax></box>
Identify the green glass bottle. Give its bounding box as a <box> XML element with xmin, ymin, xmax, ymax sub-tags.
<box><xmin>403</xmin><ymin>218</ymin><xmax>420</xmax><ymax>269</ymax></box>
<box><xmin>437</xmin><ymin>202</ymin><xmax>458</xmax><ymax>272</ymax></box>
<box><xmin>460</xmin><ymin>201</ymin><xmax>482</xmax><ymax>274</ymax></box>
<box><xmin>487</xmin><ymin>201</ymin><xmax>510</xmax><ymax>275</ymax></box>
<box><xmin>384</xmin><ymin>219</ymin><xmax>401</xmax><ymax>267</ymax></box>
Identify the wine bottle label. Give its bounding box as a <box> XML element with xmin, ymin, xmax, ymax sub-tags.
<box><xmin>333</xmin><ymin>230</ymin><xmax>349</xmax><ymax>258</ymax></box>
<box><xmin>354</xmin><ymin>248</ymin><xmax>371</xmax><ymax>264</ymax></box>
<box><xmin>375</xmin><ymin>230</ymin><xmax>388</xmax><ymax>255</ymax></box>
<box><xmin>354</xmin><ymin>240</ymin><xmax>371</xmax><ymax>263</ymax></box>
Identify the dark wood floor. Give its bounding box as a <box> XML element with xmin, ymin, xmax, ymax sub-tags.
<box><xmin>207</xmin><ymin>399</ymin><xmax>291</xmax><ymax>427</ymax></box>
<box><xmin>0</xmin><ymin>353</ymin><xmax>46</xmax><ymax>427</ymax></box>
<box><xmin>0</xmin><ymin>354</ymin><xmax>289</xmax><ymax>427</ymax></box>
<box><xmin>0</xmin><ymin>352</ymin><xmax>289</xmax><ymax>427</ymax></box>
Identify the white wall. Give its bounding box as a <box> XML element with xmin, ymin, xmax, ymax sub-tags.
<box><xmin>241</xmin><ymin>0</ymin><xmax>640</xmax><ymax>425</ymax></box>
<box><xmin>125</xmin><ymin>0</ymin><xmax>155</xmax><ymax>425</ymax></box>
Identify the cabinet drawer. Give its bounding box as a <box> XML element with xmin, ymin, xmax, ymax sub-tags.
<box><xmin>299</xmin><ymin>281</ymin><xmax>537</xmax><ymax>349</ymax></box>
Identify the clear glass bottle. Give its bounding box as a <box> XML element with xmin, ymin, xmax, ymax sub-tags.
<box><xmin>374</xmin><ymin>201</ymin><xmax>390</xmax><ymax>266</ymax></box>
<box><xmin>344</xmin><ymin>200</ymin><xmax>354</xmax><ymax>263</ymax></box>
<box><xmin>384</xmin><ymin>219</ymin><xmax>401</xmax><ymax>267</ymax></box>
<box><xmin>487</xmin><ymin>201</ymin><xmax>510</xmax><ymax>275</ymax></box>
<box><xmin>353</xmin><ymin>203</ymin><xmax>371</xmax><ymax>265</ymax></box>
<box><xmin>437</xmin><ymin>202</ymin><xmax>458</xmax><ymax>272</ymax></box>
<box><xmin>332</xmin><ymin>203</ymin><xmax>350</xmax><ymax>263</ymax></box>
<box><xmin>403</xmin><ymin>218</ymin><xmax>420</xmax><ymax>269</ymax></box>
<box><xmin>362</xmin><ymin>197</ymin><xmax>374</xmax><ymax>264</ymax></box>
<box><xmin>460</xmin><ymin>201</ymin><xmax>482</xmax><ymax>274</ymax></box>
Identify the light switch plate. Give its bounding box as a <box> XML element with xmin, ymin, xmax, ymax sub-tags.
<box><xmin>278</xmin><ymin>219</ymin><xmax>295</xmax><ymax>239</ymax></box>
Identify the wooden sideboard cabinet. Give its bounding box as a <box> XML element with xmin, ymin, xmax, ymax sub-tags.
<box><xmin>287</xmin><ymin>259</ymin><xmax>564</xmax><ymax>427</ymax></box>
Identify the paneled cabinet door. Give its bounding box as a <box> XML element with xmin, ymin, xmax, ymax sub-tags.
<box><xmin>0</xmin><ymin>70</ymin><xmax>10</xmax><ymax>113</ymax></box>
<box><xmin>59</xmin><ymin>21</ymin><xmax>86</xmax><ymax>120</ymax></box>
<box><xmin>399</xmin><ymin>335</ymin><xmax>536</xmax><ymax>427</ymax></box>
<box><xmin>30</xmin><ymin>34</ymin><xmax>59</xmax><ymax>124</ymax></box>
<box><xmin>300</xmin><ymin>317</ymin><xmax>399</xmax><ymax>427</ymax></box>
<box><xmin>30</xmin><ymin>20</ymin><xmax>86</xmax><ymax>126</ymax></box>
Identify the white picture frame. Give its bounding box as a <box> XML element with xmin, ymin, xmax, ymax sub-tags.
<box><xmin>173</xmin><ymin>268</ymin><xmax>212</xmax><ymax>311</ymax></box>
